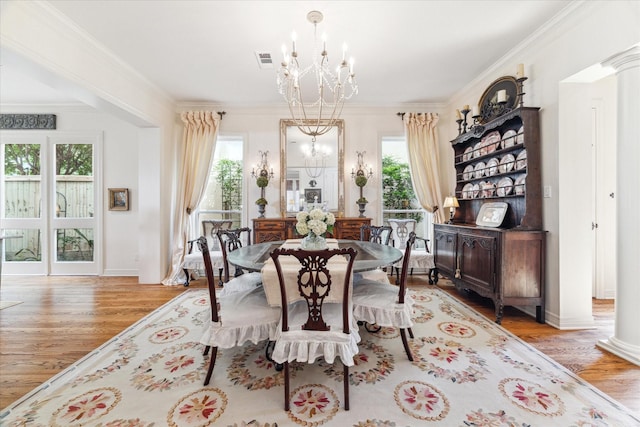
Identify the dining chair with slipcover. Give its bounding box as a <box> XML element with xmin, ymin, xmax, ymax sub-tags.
<box><xmin>355</xmin><ymin>224</ymin><xmax>393</xmax><ymax>285</ymax></box>
<box><xmin>269</xmin><ymin>247</ymin><xmax>359</xmax><ymax>411</ymax></box>
<box><xmin>181</xmin><ymin>219</ymin><xmax>233</xmax><ymax>286</ymax></box>
<box><xmin>387</xmin><ymin>218</ymin><xmax>437</xmax><ymax>284</ymax></box>
<box><xmin>352</xmin><ymin>232</ymin><xmax>417</xmax><ymax>361</ymax></box>
<box><xmin>198</xmin><ymin>236</ymin><xmax>280</xmax><ymax>386</ymax></box>
<box><xmin>216</xmin><ymin>227</ymin><xmax>262</xmax><ymax>295</ymax></box>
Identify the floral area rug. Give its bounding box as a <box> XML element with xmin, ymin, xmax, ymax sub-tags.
<box><xmin>1</xmin><ymin>287</ymin><xmax>638</xmax><ymax>426</ymax></box>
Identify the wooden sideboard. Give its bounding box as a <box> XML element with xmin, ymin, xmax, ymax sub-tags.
<box><xmin>253</xmin><ymin>217</ymin><xmax>371</xmax><ymax>243</ymax></box>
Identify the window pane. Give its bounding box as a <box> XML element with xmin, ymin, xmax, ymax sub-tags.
<box><xmin>3</xmin><ymin>144</ymin><xmax>41</xmax><ymax>219</ymax></box>
<box><xmin>2</xmin><ymin>229</ymin><xmax>41</xmax><ymax>262</ymax></box>
<box><xmin>55</xmin><ymin>144</ymin><xmax>94</xmax><ymax>218</ymax></box>
<box><xmin>55</xmin><ymin>228</ymin><xmax>94</xmax><ymax>261</ymax></box>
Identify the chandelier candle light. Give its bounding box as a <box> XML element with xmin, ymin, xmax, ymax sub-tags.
<box><xmin>277</xmin><ymin>10</ymin><xmax>358</xmax><ymax>139</ymax></box>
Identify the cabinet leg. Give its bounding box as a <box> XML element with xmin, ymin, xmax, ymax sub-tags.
<box><xmin>536</xmin><ymin>305</ymin><xmax>545</xmax><ymax>324</ymax></box>
<box><xmin>495</xmin><ymin>303</ymin><xmax>504</xmax><ymax>325</ymax></box>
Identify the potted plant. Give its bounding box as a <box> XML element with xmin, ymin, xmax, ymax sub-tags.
<box><xmin>255</xmin><ymin>172</ymin><xmax>270</xmax><ymax>217</ymax></box>
<box><xmin>355</xmin><ymin>174</ymin><xmax>368</xmax><ymax>217</ymax></box>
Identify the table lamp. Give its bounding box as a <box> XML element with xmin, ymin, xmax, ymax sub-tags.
<box><xmin>443</xmin><ymin>196</ymin><xmax>459</xmax><ymax>224</ymax></box>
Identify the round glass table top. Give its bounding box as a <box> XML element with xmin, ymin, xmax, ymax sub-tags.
<box><xmin>227</xmin><ymin>240</ymin><xmax>403</xmax><ymax>273</ymax></box>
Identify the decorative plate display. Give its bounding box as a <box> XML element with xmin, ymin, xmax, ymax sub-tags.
<box><xmin>501</xmin><ymin>129</ymin><xmax>517</xmax><ymax>149</ymax></box>
<box><xmin>462</xmin><ymin>183</ymin><xmax>474</xmax><ymax>199</ymax></box>
<box><xmin>473</xmin><ymin>141</ymin><xmax>484</xmax><ymax>158</ymax></box>
<box><xmin>463</xmin><ymin>165</ymin><xmax>474</xmax><ymax>181</ymax></box>
<box><xmin>496</xmin><ymin>177</ymin><xmax>513</xmax><ymax>197</ymax></box>
<box><xmin>472</xmin><ymin>183</ymin><xmax>481</xmax><ymax>198</ymax></box>
<box><xmin>481</xmin><ymin>181</ymin><xmax>496</xmax><ymax>198</ymax></box>
<box><xmin>498</xmin><ymin>154</ymin><xmax>515</xmax><ymax>174</ymax></box>
<box><xmin>516</xmin><ymin>126</ymin><xmax>524</xmax><ymax>144</ymax></box>
<box><xmin>486</xmin><ymin>158</ymin><xmax>499</xmax><ymax>176</ymax></box>
<box><xmin>514</xmin><ymin>175</ymin><xmax>526</xmax><ymax>195</ymax></box>
<box><xmin>478</xmin><ymin>76</ymin><xmax>521</xmax><ymax>124</ymax></box>
<box><xmin>474</xmin><ymin>162</ymin><xmax>486</xmax><ymax>179</ymax></box>
<box><xmin>463</xmin><ymin>146</ymin><xmax>474</xmax><ymax>162</ymax></box>
<box><xmin>516</xmin><ymin>149</ymin><xmax>527</xmax><ymax>170</ymax></box>
<box><xmin>476</xmin><ymin>201</ymin><xmax>509</xmax><ymax>227</ymax></box>
<box><xmin>482</xmin><ymin>131</ymin><xmax>501</xmax><ymax>154</ymax></box>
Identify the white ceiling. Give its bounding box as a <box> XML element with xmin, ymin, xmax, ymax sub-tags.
<box><xmin>0</xmin><ymin>0</ymin><xmax>573</xmax><ymax>107</ymax></box>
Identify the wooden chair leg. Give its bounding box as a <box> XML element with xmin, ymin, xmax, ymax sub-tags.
<box><xmin>344</xmin><ymin>363</ymin><xmax>350</xmax><ymax>410</ymax></box>
<box><xmin>203</xmin><ymin>345</ymin><xmax>210</xmax><ymax>356</ymax></box>
<box><xmin>400</xmin><ymin>329</ymin><xmax>414</xmax><ymax>362</ymax></box>
<box><xmin>204</xmin><ymin>347</ymin><xmax>218</xmax><ymax>385</ymax></box>
<box><xmin>183</xmin><ymin>268</ymin><xmax>190</xmax><ymax>287</ymax></box>
<box><xmin>284</xmin><ymin>361</ymin><xmax>290</xmax><ymax>411</ymax></box>
<box><xmin>408</xmin><ymin>327</ymin><xmax>414</xmax><ymax>339</ymax></box>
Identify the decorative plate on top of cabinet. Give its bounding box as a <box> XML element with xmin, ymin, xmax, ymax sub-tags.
<box><xmin>478</xmin><ymin>76</ymin><xmax>521</xmax><ymax>124</ymax></box>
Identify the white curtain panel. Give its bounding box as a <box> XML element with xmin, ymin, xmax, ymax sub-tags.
<box><xmin>404</xmin><ymin>112</ymin><xmax>446</xmax><ymax>224</ymax></box>
<box><xmin>163</xmin><ymin>111</ymin><xmax>220</xmax><ymax>285</ymax></box>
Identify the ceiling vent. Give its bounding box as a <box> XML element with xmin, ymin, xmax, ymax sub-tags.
<box><xmin>255</xmin><ymin>52</ymin><xmax>274</xmax><ymax>69</ymax></box>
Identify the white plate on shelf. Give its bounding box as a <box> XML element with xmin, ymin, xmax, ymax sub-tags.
<box><xmin>474</xmin><ymin>162</ymin><xmax>486</xmax><ymax>179</ymax></box>
<box><xmin>463</xmin><ymin>165</ymin><xmax>474</xmax><ymax>181</ymax></box>
<box><xmin>496</xmin><ymin>177</ymin><xmax>513</xmax><ymax>197</ymax></box>
<box><xmin>481</xmin><ymin>181</ymin><xmax>496</xmax><ymax>198</ymax></box>
<box><xmin>516</xmin><ymin>126</ymin><xmax>524</xmax><ymax>144</ymax></box>
<box><xmin>463</xmin><ymin>146</ymin><xmax>473</xmax><ymax>162</ymax></box>
<box><xmin>516</xmin><ymin>149</ymin><xmax>527</xmax><ymax>170</ymax></box>
<box><xmin>498</xmin><ymin>154</ymin><xmax>515</xmax><ymax>174</ymax></box>
<box><xmin>486</xmin><ymin>158</ymin><xmax>499</xmax><ymax>176</ymax></box>
<box><xmin>472</xmin><ymin>183</ymin><xmax>481</xmax><ymax>198</ymax></box>
<box><xmin>501</xmin><ymin>129</ymin><xmax>517</xmax><ymax>149</ymax></box>
<box><xmin>462</xmin><ymin>183</ymin><xmax>474</xmax><ymax>199</ymax></box>
<box><xmin>473</xmin><ymin>141</ymin><xmax>485</xmax><ymax>158</ymax></box>
<box><xmin>514</xmin><ymin>175</ymin><xmax>526</xmax><ymax>195</ymax></box>
<box><xmin>482</xmin><ymin>131</ymin><xmax>501</xmax><ymax>154</ymax></box>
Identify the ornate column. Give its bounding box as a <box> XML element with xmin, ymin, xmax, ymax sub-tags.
<box><xmin>598</xmin><ymin>45</ymin><xmax>640</xmax><ymax>366</ymax></box>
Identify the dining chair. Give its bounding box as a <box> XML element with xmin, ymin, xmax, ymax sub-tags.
<box><xmin>269</xmin><ymin>247</ymin><xmax>359</xmax><ymax>411</ymax></box>
<box><xmin>356</xmin><ymin>224</ymin><xmax>393</xmax><ymax>285</ymax></box>
<box><xmin>387</xmin><ymin>218</ymin><xmax>436</xmax><ymax>284</ymax></box>
<box><xmin>197</xmin><ymin>236</ymin><xmax>280</xmax><ymax>386</ymax></box>
<box><xmin>181</xmin><ymin>219</ymin><xmax>233</xmax><ymax>286</ymax></box>
<box><xmin>352</xmin><ymin>231</ymin><xmax>417</xmax><ymax>361</ymax></box>
<box><xmin>217</xmin><ymin>227</ymin><xmax>262</xmax><ymax>294</ymax></box>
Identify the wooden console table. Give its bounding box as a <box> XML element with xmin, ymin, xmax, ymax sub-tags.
<box><xmin>252</xmin><ymin>217</ymin><xmax>371</xmax><ymax>243</ymax></box>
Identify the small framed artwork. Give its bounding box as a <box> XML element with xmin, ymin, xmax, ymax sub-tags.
<box><xmin>304</xmin><ymin>188</ymin><xmax>322</xmax><ymax>204</ymax></box>
<box><xmin>108</xmin><ymin>188</ymin><xmax>129</xmax><ymax>211</ymax></box>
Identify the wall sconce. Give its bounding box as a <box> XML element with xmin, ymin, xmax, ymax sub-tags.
<box><xmin>443</xmin><ymin>196</ymin><xmax>459</xmax><ymax>224</ymax></box>
<box><xmin>351</xmin><ymin>151</ymin><xmax>373</xmax><ymax>180</ymax></box>
<box><xmin>251</xmin><ymin>150</ymin><xmax>275</xmax><ymax>180</ymax></box>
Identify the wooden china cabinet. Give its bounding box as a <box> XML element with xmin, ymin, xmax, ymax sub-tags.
<box><xmin>253</xmin><ymin>217</ymin><xmax>371</xmax><ymax>243</ymax></box>
<box><xmin>434</xmin><ymin>107</ymin><xmax>545</xmax><ymax>324</ymax></box>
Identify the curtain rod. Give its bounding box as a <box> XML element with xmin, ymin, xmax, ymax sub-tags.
<box><xmin>218</xmin><ymin>111</ymin><xmax>226</xmax><ymax>120</ymax></box>
<box><xmin>397</xmin><ymin>112</ymin><xmax>405</xmax><ymax>120</ymax></box>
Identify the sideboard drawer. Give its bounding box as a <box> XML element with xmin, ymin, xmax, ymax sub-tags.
<box><xmin>254</xmin><ymin>220</ymin><xmax>285</xmax><ymax>230</ymax></box>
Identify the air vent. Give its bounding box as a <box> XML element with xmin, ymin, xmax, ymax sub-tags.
<box><xmin>255</xmin><ymin>52</ymin><xmax>274</xmax><ymax>69</ymax></box>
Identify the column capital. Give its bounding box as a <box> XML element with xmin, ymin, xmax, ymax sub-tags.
<box><xmin>602</xmin><ymin>45</ymin><xmax>640</xmax><ymax>73</ymax></box>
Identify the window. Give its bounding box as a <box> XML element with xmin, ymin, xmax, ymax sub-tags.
<box><xmin>380</xmin><ymin>136</ymin><xmax>433</xmax><ymax>243</ymax></box>
<box><xmin>196</xmin><ymin>136</ymin><xmax>244</xmax><ymax>231</ymax></box>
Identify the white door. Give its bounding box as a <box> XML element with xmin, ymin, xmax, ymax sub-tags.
<box><xmin>1</xmin><ymin>131</ymin><xmax>102</xmax><ymax>275</ymax></box>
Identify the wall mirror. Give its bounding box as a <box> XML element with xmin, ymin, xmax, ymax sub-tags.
<box><xmin>280</xmin><ymin>119</ymin><xmax>344</xmax><ymax>216</ymax></box>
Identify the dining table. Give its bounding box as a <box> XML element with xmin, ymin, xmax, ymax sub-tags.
<box><xmin>228</xmin><ymin>239</ymin><xmax>403</xmax><ymax>307</ymax></box>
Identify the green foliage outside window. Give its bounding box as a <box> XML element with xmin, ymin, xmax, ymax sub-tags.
<box><xmin>382</xmin><ymin>155</ymin><xmax>423</xmax><ymax>223</ymax></box>
<box><xmin>212</xmin><ymin>159</ymin><xmax>243</xmax><ymax>211</ymax></box>
<box><xmin>4</xmin><ymin>144</ymin><xmax>93</xmax><ymax>176</ymax></box>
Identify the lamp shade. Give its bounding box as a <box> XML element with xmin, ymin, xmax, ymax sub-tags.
<box><xmin>443</xmin><ymin>196</ymin><xmax>459</xmax><ymax>209</ymax></box>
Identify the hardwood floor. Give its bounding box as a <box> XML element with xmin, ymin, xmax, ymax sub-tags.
<box><xmin>1</xmin><ymin>274</ymin><xmax>639</xmax><ymax>415</ymax></box>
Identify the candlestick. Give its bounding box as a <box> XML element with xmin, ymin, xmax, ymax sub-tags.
<box><xmin>461</xmin><ymin>108</ymin><xmax>470</xmax><ymax>133</ymax></box>
<box><xmin>456</xmin><ymin>109</ymin><xmax>462</xmax><ymax>120</ymax></box>
<box><xmin>497</xmin><ymin>90</ymin><xmax>507</xmax><ymax>104</ymax></box>
<box><xmin>516</xmin><ymin>63</ymin><xmax>525</xmax><ymax>79</ymax></box>
<box><xmin>456</xmin><ymin>118</ymin><xmax>463</xmax><ymax>135</ymax></box>
<box><xmin>472</xmin><ymin>106</ymin><xmax>480</xmax><ymax>117</ymax></box>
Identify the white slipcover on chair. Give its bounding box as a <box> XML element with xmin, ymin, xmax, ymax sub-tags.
<box><xmin>353</xmin><ymin>232</ymin><xmax>417</xmax><ymax>361</ymax></box>
<box><xmin>181</xmin><ymin>219</ymin><xmax>233</xmax><ymax>286</ymax></box>
<box><xmin>388</xmin><ymin>218</ymin><xmax>437</xmax><ymax>284</ymax></box>
<box><xmin>355</xmin><ymin>224</ymin><xmax>393</xmax><ymax>285</ymax></box>
<box><xmin>216</xmin><ymin>227</ymin><xmax>262</xmax><ymax>296</ymax></box>
<box><xmin>197</xmin><ymin>236</ymin><xmax>280</xmax><ymax>386</ymax></box>
<box><xmin>269</xmin><ymin>247</ymin><xmax>359</xmax><ymax>411</ymax></box>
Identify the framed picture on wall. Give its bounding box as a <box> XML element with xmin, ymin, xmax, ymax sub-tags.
<box><xmin>108</xmin><ymin>188</ymin><xmax>129</xmax><ymax>211</ymax></box>
<box><xmin>304</xmin><ymin>188</ymin><xmax>322</xmax><ymax>204</ymax></box>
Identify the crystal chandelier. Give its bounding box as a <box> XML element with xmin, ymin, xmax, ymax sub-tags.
<box><xmin>303</xmin><ymin>140</ymin><xmax>329</xmax><ymax>179</ymax></box>
<box><xmin>277</xmin><ymin>10</ymin><xmax>358</xmax><ymax>138</ymax></box>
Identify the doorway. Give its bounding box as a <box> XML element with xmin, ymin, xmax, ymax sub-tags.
<box><xmin>1</xmin><ymin>131</ymin><xmax>102</xmax><ymax>275</ymax></box>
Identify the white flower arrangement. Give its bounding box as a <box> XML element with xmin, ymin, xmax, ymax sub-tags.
<box><xmin>295</xmin><ymin>208</ymin><xmax>336</xmax><ymax>237</ymax></box>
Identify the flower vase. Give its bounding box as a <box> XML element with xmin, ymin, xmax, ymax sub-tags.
<box><xmin>301</xmin><ymin>232</ymin><xmax>327</xmax><ymax>250</ymax></box>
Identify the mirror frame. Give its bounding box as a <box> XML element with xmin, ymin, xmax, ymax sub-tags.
<box><xmin>279</xmin><ymin>119</ymin><xmax>345</xmax><ymax>216</ymax></box>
